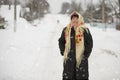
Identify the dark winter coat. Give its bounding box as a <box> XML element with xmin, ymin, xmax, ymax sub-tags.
<box><xmin>58</xmin><ymin>27</ymin><xmax>93</xmax><ymax>80</ymax></box>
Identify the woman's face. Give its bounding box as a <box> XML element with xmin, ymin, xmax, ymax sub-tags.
<box><xmin>71</xmin><ymin>17</ymin><xmax>79</xmax><ymax>27</ymax></box>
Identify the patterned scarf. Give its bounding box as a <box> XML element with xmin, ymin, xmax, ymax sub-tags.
<box><xmin>63</xmin><ymin>11</ymin><xmax>87</xmax><ymax>68</ymax></box>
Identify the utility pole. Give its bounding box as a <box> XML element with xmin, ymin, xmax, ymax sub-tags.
<box><xmin>91</xmin><ymin>0</ymin><xmax>93</xmax><ymax>26</ymax></box>
<box><xmin>9</xmin><ymin>0</ymin><xmax>11</xmax><ymax>10</ymax></box>
<box><xmin>14</xmin><ymin>0</ymin><xmax>17</xmax><ymax>32</ymax></box>
<box><xmin>118</xmin><ymin>0</ymin><xmax>120</xmax><ymax>24</ymax></box>
<box><xmin>102</xmin><ymin>0</ymin><xmax>106</xmax><ymax>31</ymax></box>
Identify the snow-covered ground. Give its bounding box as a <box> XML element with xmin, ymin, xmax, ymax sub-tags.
<box><xmin>0</xmin><ymin>5</ymin><xmax>120</xmax><ymax>80</ymax></box>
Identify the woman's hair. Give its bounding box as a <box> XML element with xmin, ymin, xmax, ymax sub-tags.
<box><xmin>71</xmin><ymin>12</ymin><xmax>79</xmax><ymax>20</ymax></box>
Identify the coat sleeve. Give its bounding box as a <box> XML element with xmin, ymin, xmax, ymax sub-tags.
<box><xmin>58</xmin><ymin>27</ymin><xmax>66</xmax><ymax>56</ymax></box>
<box><xmin>83</xmin><ymin>28</ymin><xmax>93</xmax><ymax>58</ymax></box>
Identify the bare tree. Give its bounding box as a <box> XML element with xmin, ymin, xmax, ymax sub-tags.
<box><xmin>118</xmin><ymin>0</ymin><xmax>120</xmax><ymax>24</ymax></box>
<box><xmin>102</xmin><ymin>0</ymin><xmax>106</xmax><ymax>31</ymax></box>
<box><xmin>25</xmin><ymin>0</ymin><xmax>49</xmax><ymax>20</ymax></box>
<box><xmin>14</xmin><ymin>0</ymin><xmax>17</xmax><ymax>32</ymax></box>
<box><xmin>69</xmin><ymin>1</ymin><xmax>83</xmax><ymax>14</ymax></box>
<box><xmin>102</xmin><ymin>0</ymin><xmax>105</xmax><ymax>24</ymax></box>
<box><xmin>60</xmin><ymin>2</ymin><xmax>71</xmax><ymax>14</ymax></box>
<box><xmin>108</xmin><ymin>0</ymin><xmax>118</xmax><ymax>17</ymax></box>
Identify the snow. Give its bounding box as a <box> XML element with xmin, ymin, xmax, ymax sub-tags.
<box><xmin>0</xmin><ymin>5</ymin><xmax>120</xmax><ymax>80</ymax></box>
<box><xmin>88</xmin><ymin>26</ymin><xmax>120</xmax><ymax>80</ymax></box>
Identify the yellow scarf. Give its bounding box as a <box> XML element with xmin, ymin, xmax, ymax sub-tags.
<box><xmin>63</xmin><ymin>11</ymin><xmax>87</xmax><ymax>68</ymax></box>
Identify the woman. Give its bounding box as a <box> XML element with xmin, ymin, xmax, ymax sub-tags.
<box><xmin>58</xmin><ymin>11</ymin><xmax>93</xmax><ymax>80</ymax></box>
